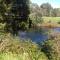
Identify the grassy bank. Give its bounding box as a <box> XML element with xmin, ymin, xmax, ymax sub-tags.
<box><xmin>0</xmin><ymin>33</ymin><xmax>48</xmax><ymax>60</ymax></box>
<box><xmin>0</xmin><ymin>31</ymin><xmax>60</xmax><ymax>60</ymax></box>
<box><xmin>36</xmin><ymin>17</ymin><xmax>60</xmax><ymax>28</ymax></box>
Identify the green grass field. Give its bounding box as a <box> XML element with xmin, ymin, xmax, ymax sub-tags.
<box><xmin>42</xmin><ymin>17</ymin><xmax>60</xmax><ymax>23</ymax></box>
<box><xmin>36</xmin><ymin>17</ymin><xmax>60</xmax><ymax>28</ymax></box>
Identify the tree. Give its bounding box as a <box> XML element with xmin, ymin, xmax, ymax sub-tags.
<box><xmin>10</xmin><ymin>0</ymin><xmax>30</xmax><ymax>34</ymax></box>
<box><xmin>52</xmin><ymin>8</ymin><xmax>60</xmax><ymax>17</ymax></box>
<box><xmin>0</xmin><ymin>0</ymin><xmax>12</xmax><ymax>32</ymax></box>
<box><xmin>30</xmin><ymin>3</ymin><xmax>43</xmax><ymax>24</ymax></box>
<box><xmin>40</xmin><ymin>3</ymin><xmax>53</xmax><ymax>16</ymax></box>
<box><xmin>0</xmin><ymin>0</ymin><xmax>30</xmax><ymax>35</ymax></box>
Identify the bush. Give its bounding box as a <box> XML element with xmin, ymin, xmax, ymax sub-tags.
<box><xmin>42</xmin><ymin>38</ymin><xmax>60</xmax><ymax>60</ymax></box>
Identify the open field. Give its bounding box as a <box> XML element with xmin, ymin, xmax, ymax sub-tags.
<box><xmin>42</xmin><ymin>17</ymin><xmax>60</xmax><ymax>23</ymax></box>
<box><xmin>37</xmin><ymin>17</ymin><xmax>60</xmax><ymax>28</ymax></box>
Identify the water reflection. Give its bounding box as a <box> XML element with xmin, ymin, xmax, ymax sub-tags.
<box><xmin>18</xmin><ymin>28</ymin><xmax>60</xmax><ymax>43</ymax></box>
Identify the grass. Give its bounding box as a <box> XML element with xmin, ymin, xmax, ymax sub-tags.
<box><xmin>0</xmin><ymin>33</ymin><xmax>48</xmax><ymax>60</ymax></box>
<box><xmin>0</xmin><ymin>52</ymin><xmax>21</xmax><ymax>60</ymax></box>
<box><xmin>37</xmin><ymin>17</ymin><xmax>60</xmax><ymax>28</ymax></box>
<box><xmin>1</xmin><ymin>16</ymin><xmax>60</xmax><ymax>60</ymax></box>
<box><xmin>0</xmin><ymin>52</ymin><xmax>48</xmax><ymax>60</ymax></box>
<box><xmin>42</xmin><ymin>17</ymin><xmax>60</xmax><ymax>23</ymax></box>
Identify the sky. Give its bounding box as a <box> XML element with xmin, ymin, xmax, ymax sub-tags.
<box><xmin>31</xmin><ymin>0</ymin><xmax>60</xmax><ymax>8</ymax></box>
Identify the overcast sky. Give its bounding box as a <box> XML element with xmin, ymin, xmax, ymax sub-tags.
<box><xmin>31</xmin><ymin>0</ymin><xmax>60</xmax><ymax>8</ymax></box>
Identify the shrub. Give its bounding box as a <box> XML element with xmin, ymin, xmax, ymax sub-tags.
<box><xmin>42</xmin><ymin>38</ymin><xmax>60</xmax><ymax>60</ymax></box>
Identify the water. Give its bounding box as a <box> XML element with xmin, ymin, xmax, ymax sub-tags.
<box><xmin>18</xmin><ymin>28</ymin><xmax>60</xmax><ymax>43</ymax></box>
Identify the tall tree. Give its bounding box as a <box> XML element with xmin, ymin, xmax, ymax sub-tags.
<box><xmin>30</xmin><ymin>3</ymin><xmax>43</xmax><ymax>24</ymax></box>
<box><xmin>40</xmin><ymin>3</ymin><xmax>53</xmax><ymax>16</ymax></box>
<box><xmin>52</xmin><ymin>8</ymin><xmax>60</xmax><ymax>17</ymax></box>
<box><xmin>0</xmin><ymin>0</ymin><xmax>30</xmax><ymax>35</ymax></box>
<box><xmin>10</xmin><ymin>0</ymin><xmax>30</xmax><ymax>34</ymax></box>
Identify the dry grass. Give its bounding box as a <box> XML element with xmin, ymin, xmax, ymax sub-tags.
<box><xmin>0</xmin><ymin>33</ymin><xmax>48</xmax><ymax>60</ymax></box>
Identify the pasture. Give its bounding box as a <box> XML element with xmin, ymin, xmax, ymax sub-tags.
<box><xmin>42</xmin><ymin>17</ymin><xmax>60</xmax><ymax>23</ymax></box>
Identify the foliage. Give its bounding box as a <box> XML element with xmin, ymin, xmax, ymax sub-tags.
<box><xmin>0</xmin><ymin>52</ymin><xmax>48</xmax><ymax>60</ymax></box>
<box><xmin>0</xmin><ymin>0</ymin><xmax>30</xmax><ymax>35</ymax></box>
<box><xmin>30</xmin><ymin>3</ymin><xmax>43</xmax><ymax>24</ymax></box>
<box><xmin>0</xmin><ymin>33</ymin><xmax>48</xmax><ymax>60</ymax></box>
<box><xmin>42</xmin><ymin>17</ymin><xmax>60</xmax><ymax>23</ymax></box>
<box><xmin>42</xmin><ymin>34</ymin><xmax>60</xmax><ymax>60</ymax></box>
<box><xmin>57</xmin><ymin>21</ymin><xmax>60</xmax><ymax>24</ymax></box>
<box><xmin>30</xmin><ymin>2</ymin><xmax>60</xmax><ymax>18</ymax></box>
<box><xmin>40</xmin><ymin>3</ymin><xmax>53</xmax><ymax>16</ymax></box>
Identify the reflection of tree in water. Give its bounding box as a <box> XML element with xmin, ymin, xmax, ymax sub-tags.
<box><xmin>29</xmin><ymin>18</ymin><xmax>32</xmax><ymax>28</ymax></box>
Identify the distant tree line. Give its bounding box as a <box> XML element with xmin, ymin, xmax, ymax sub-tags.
<box><xmin>30</xmin><ymin>3</ymin><xmax>60</xmax><ymax>17</ymax></box>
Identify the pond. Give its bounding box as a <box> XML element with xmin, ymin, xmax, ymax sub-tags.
<box><xmin>18</xmin><ymin>27</ymin><xmax>60</xmax><ymax>43</ymax></box>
